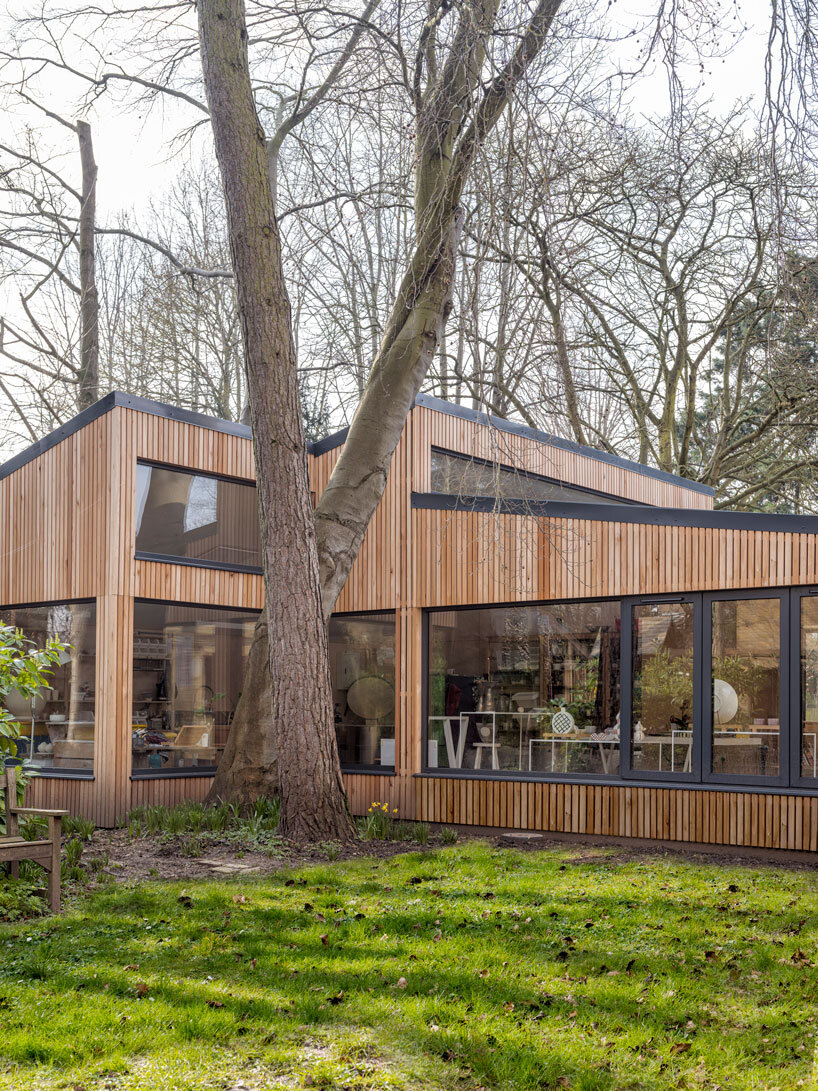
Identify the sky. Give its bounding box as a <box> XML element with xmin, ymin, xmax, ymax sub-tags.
<box><xmin>2</xmin><ymin>0</ymin><xmax>775</xmax><ymax>223</ymax></box>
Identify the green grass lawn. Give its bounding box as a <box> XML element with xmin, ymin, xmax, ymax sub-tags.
<box><xmin>0</xmin><ymin>841</ymin><xmax>817</xmax><ymax>1090</ymax></box>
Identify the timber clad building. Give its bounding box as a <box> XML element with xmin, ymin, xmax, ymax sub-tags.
<box><xmin>3</xmin><ymin>391</ymin><xmax>818</xmax><ymax>850</ymax></box>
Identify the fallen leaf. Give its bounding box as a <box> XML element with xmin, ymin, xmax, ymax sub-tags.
<box><xmin>123</xmin><ymin>964</ymin><xmax>139</xmax><ymax>972</ymax></box>
<box><xmin>397</xmin><ymin>977</ymin><xmax>408</xmax><ymax>989</ymax></box>
<box><xmin>320</xmin><ymin>934</ymin><xmax>329</xmax><ymax>946</ymax></box>
<box><xmin>206</xmin><ymin>1000</ymin><xmax>224</xmax><ymax>1009</ymax></box>
<box><xmin>670</xmin><ymin>1042</ymin><xmax>692</xmax><ymax>1055</ymax></box>
<box><xmin>177</xmin><ymin>895</ymin><xmax>193</xmax><ymax>908</ymax></box>
<box><xmin>232</xmin><ymin>894</ymin><xmax>247</xmax><ymax>904</ymax></box>
<box><xmin>134</xmin><ymin>982</ymin><xmax>150</xmax><ymax>998</ymax></box>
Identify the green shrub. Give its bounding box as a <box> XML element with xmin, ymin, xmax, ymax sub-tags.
<box><xmin>440</xmin><ymin>826</ymin><xmax>459</xmax><ymax>844</ymax></box>
<box><xmin>0</xmin><ymin>877</ymin><xmax>48</xmax><ymax>922</ymax></box>
<box><xmin>63</xmin><ymin>815</ymin><xmax>95</xmax><ymax>841</ymax></box>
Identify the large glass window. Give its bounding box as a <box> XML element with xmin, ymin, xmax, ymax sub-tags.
<box><xmin>135</xmin><ymin>463</ymin><xmax>261</xmax><ymax>569</ymax></box>
<box><xmin>710</xmin><ymin>598</ymin><xmax>781</xmax><ymax>777</ymax></box>
<box><xmin>131</xmin><ymin>603</ymin><xmax>256</xmax><ymax>774</ymax></box>
<box><xmin>631</xmin><ymin>602</ymin><xmax>695</xmax><ymax>773</ymax></box>
<box><xmin>801</xmin><ymin>598</ymin><xmax>818</xmax><ymax>779</ymax></box>
<box><xmin>0</xmin><ymin>602</ymin><xmax>97</xmax><ymax>774</ymax></box>
<box><xmin>329</xmin><ymin>615</ymin><xmax>396</xmax><ymax>769</ymax></box>
<box><xmin>428</xmin><ymin>602</ymin><xmax>620</xmax><ymax>775</ymax></box>
<box><xmin>430</xmin><ymin>449</ymin><xmax>631</xmax><ymax>506</ymax></box>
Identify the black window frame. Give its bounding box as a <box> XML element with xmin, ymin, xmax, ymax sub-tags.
<box><xmin>130</xmin><ymin>597</ymin><xmax>261</xmax><ymax>780</ymax></box>
<box><xmin>791</xmin><ymin>586</ymin><xmax>818</xmax><ymax>788</ymax></box>
<box><xmin>620</xmin><ymin>593</ymin><xmax>701</xmax><ymax>784</ymax></box>
<box><xmin>330</xmin><ymin>609</ymin><xmax>398</xmax><ymax>775</ymax></box>
<box><xmin>0</xmin><ymin>596</ymin><xmax>98</xmax><ymax>781</ymax></box>
<box><xmin>134</xmin><ymin>458</ymin><xmax>263</xmax><ymax>574</ymax></box>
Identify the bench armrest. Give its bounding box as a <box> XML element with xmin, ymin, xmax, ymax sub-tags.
<box><xmin>9</xmin><ymin>806</ymin><xmax>70</xmax><ymax>817</ymax></box>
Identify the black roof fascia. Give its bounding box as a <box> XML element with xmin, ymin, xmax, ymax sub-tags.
<box><xmin>413</xmin><ymin>392</ymin><xmax>715</xmax><ymax>497</ymax></box>
<box><xmin>412</xmin><ymin>491</ymin><xmax>818</xmax><ymax>534</ymax></box>
<box><xmin>0</xmin><ymin>391</ymin><xmax>359</xmax><ymax>481</ymax></box>
<box><xmin>0</xmin><ymin>392</ymin><xmax>254</xmax><ymax>482</ymax></box>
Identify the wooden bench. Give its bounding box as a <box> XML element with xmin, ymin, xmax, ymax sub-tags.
<box><xmin>1</xmin><ymin>765</ymin><xmax>67</xmax><ymax>913</ymax></box>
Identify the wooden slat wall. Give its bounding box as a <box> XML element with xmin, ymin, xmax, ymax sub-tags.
<box><xmin>413</xmin><ymin>511</ymin><xmax>818</xmax><ymax>606</ymax></box>
<box><xmin>410</xmin><ymin>779</ymin><xmax>818</xmax><ymax>853</ymax></box>
<box><xmin>411</xmin><ymin>406</ymin><xmax>714</xmax><ymax>509</ymax></box>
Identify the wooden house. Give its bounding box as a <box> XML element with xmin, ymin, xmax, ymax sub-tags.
<box><xmin>2</xmin><ymin>391</ymin><xmax>818</xmax><ymax>850</ymax></box>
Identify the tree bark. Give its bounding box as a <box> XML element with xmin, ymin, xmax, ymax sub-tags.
<box><xmin>197</xmin><ymin>0</ymin><xmax>354</xmax><ymax>842</ymax></box>
<box><xmin>76</xmin><ymin>119</ymin><xmax>99</xmax><ymax>409</ymax></box>
<box><xmin>205</xmin><ymin>611</ymin><xmax>277</xmax><ymax>806</ymax></box>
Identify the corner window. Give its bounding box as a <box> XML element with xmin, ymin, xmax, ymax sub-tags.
<box><xmin>430</xmin><ymin>449</ymin><xmax>633</xmax><ymax>506</ymax></box>
<box><xmin>328</xmin><ymin>614</ymin><xmax>396</xmax><ymax>770</ymax></box>
<box><xmin>135</xmin><ymin>462</ymin><xmax>261</xmax><ymax>570</ymax></box>
<box><xmin>0</xmin><ymin>601</ymin><xmax>97</xmax><ymax>774</ymax></box>
<box><xmin>131</xmin><ymin>602</ymin><xmax>257</xmax><ymax>775</ymax></box>
<box><xmin>427</xmin><ymin>602</ymin><xmax>620</xmax><ymax>775</ymax></box>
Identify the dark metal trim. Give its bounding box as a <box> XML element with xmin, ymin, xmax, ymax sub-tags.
<box><xmin>430</xmin><ymin>446</ymin><xmax>645</xmax><ymax>506</ymax></box>
<box><xmin>0</xmin><ymin>596</ymin><xmax>96</xmax><ymax>611</ymax></box>
<box><xmin>411</xmin><ymin>768</ymin><xmax>818</xmax><ymax>797</ymax></box>
<box><xmin>134</xmin><ymin>597</ymin><xmax>261</xmax><ymax>613</ymax></box>
<box><xmin>130</xmin><ymin>769</ymin><xmax>217</xmax><ymax>780</ymax></box>
<box><xmin>309</xmin><ymin>427</ymin><xmax>349</xmax><ymax>456</ymax></box>
<box><xmin>25</xmin><ymin>771</ymin><xmax>95</xmax><ymax>781</ymax></box>
<box><xmin>135</xmin><ymin>552</ymin><xmax>263</xmax><ymax>575</ymax></box>
<box><xmin>414</xmin><ymin>393</ymin><xmax>716</xmax><ymax>496</ymax></box>
<box><xmin>340</xmin><ymin>766</ymin><xmax>396</xmax><ymax>775</ymax></box>
<box><xmin>411</xmin><ymin>491</ymin><xmax>818</xmax><ymax>533</ymax></box>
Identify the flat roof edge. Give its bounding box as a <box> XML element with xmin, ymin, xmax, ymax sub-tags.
<box><xmin>412</xmin><ymin>393</ymin><xmax>716</xmax><ymax>497</ymax></box>
<box><xmin>412</xmin><ymin>492</ymin><xmax>818</xmax><ymax>532</ymax></box>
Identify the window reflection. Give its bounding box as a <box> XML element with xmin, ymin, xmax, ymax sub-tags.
<box><xmin>0</xmin><ymin>602</ymin><xmax>97</xmax><ymax>773</ymax></box>
<box><xmin>428</xmin><ymin>602</ymin><xmax>620</xmax><ymax>775</ymax></box>
<box><xmin>801</xmin><ymin>598</ymin><xmax>818</xmax><ymax>779</ymax></box>
<box><xmin>135</xmin><ymin>463</ymin><xmax>261</xmax><ymax>569</ymax></box>
<box><xmin>430</xmin><ymin>450</ymin><xmax>631</xmax><ymax>506</ymax></box>
<box><xmin>711</xmin><ymin>599</ymin><xmax>781</xmax><ymax>777</ymax></box>
<box><xmin>631</xmin><ymin>602</ymin><xmax>694</xmax><ymax>773</ymax></box>
<box><xmin>328</xmin><ymin>615</ymin><xmax>396</xmax><ymax>769</ymax></box>
<box><xmin>131</xmin><ymin>603</ymin><xmax>256</xmax><ymax>774</ymax></box>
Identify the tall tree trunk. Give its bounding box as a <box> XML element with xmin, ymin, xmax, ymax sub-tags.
<box><xmin>197</xmin><ymin>0</ymin><xmax>354</xmax><ymax>842</ymax></box>
<box><xmin>76</xmin><ymin>119</ymin><xmax>99</xmax><ymax>410</ymax></box>
<box><xmin>202</xmin><ymin>0</ymin><xmax>562</xmax><ymax>825</ymax></box>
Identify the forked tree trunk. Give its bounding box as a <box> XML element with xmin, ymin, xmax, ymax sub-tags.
<box><xmin>198</xmin><ymin>0</ymin><xmax>562</xmax><ymax>832</ymax></box>
<box><xmin>198</xmin><ymin>0</ymin><xmax>354</xmax><ymax>842</ymax></box>
<box><xmin>76</xmin><ymin>119</ymin><xmax>99</xmax><ymax>410</ymax></box>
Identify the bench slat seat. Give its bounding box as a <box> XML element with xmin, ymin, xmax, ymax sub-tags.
<box><xmin>2</xmin><ymin>766</ymin><xmax>66</xmax><ymax>912</ymax></box>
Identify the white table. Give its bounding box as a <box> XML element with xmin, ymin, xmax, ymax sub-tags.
<box><xmin>528</xmin><ymin>735</ymin><xmax>619</xmax><ymax>774</ymax></box>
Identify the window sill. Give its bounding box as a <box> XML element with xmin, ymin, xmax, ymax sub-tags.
<box><xmin>341</xmin><ymin>767</ymin><xmax>396</xmax><ymax>776</ymax></box>
<box><xmin>414</xmin><ymin>769</ymin><xmax>818</xmax><ymax>796</ymax></box>
<box><xmin>131</xmin><ymin>769</ymin><xmax>217</xmax><ymax>780</ymax></box>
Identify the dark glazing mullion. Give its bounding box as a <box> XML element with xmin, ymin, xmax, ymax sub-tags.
<box><xmin>779</xmin><ymin>592</ymin><xmax>791</xmax><ymax>786</ymax></box>
<box><xmin>789</xmin><ymin>589</ymin><xmax>801</xmax><ymax>785</ymax></box>
<box><xmin>701</xmin><ymin>596</ymin><xmax>714</xmax><ymax>782</ymax></box>
<box><xmin>421</xmin><ymin>610</ymin><xmax>430</xmax><ymax>773</ymax></box>
<box><xmin>619</xmin><ymin>599</ymin><xmax>633</xmax><ymax>778</ymax></box>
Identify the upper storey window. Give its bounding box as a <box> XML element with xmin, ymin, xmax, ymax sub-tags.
<box><xmin>430</xmin><ymin>449</ymin><xmax>634</xmax><ymax>506</ymax></box>
<box><xmin>135</xmin><ymin>462</ymin><xmax>261</xmax><ymax>571</ymax></box>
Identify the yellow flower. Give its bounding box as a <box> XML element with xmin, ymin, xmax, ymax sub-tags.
<box><xmin>393</xmin><ymin>809</ymin><xmax>398</xmax><ymax>814</ymax></box>
<box><xmin>382</xmin><ymin>804</ymin><xmax>388</xmax><ymax>812</ymax></box>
